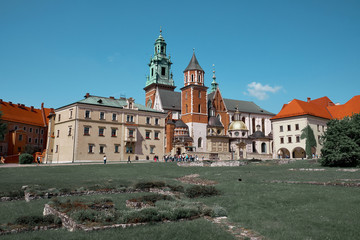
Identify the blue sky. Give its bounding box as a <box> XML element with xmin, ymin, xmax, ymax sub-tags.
<box><xmin>1</xmin><ymin>0</ymin><xmax>359</xmax><ymax>114</ymax></box>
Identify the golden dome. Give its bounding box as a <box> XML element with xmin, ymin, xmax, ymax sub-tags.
<box><xmin>229</xmin><ymin>120</ymin><xmax>248</xmax><ymax>131</ymax></box>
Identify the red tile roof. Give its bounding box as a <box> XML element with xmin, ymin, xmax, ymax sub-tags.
<box><xmin>0</xmin><ymin>100</ymin><xmax>52</xmax><ymax>127</ymax></box>
<box><xmin>327</xmin><ymin>95</ymin><xmax>360</xmax><ymax>119</ymax></box>
<box><xmin>271</xmin><ymin>95</ymin><xmax>360</xmax><ymax>120</ymax></box>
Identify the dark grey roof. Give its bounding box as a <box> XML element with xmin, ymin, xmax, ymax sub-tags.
<box><xmin>175</xmin><ymin>119</ymin><xmax>188</xmax><ymax>128</ymax></box>
<box><xmin>207</xmin><ymin>91</ymin><xmax>215</xmax><ymax>101</ymax></box>
<box><xmin>158</xmin><ymin>89</ymin><xmax>181</xmax><ymax>111</ymax></box>
<box><xmin>250</xmin><ymin>131</ymin><xmax>266</xmax><ymax>139</ymax></box>
<box><xmin>184</xmin><ymin>53</ymin><xmax>204</xmax><ymax>72</ymax></box>
<box><xmin>223</xmin><ymin>98</ymin><xmax>274</xmax><ymax>115</ymax></box>
<box><xmin>208</xmin><ymin>116</ymin><xmax>224</xmax><ymax>128</ymax></box>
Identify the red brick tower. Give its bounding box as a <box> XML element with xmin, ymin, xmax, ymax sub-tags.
<box><xmin>180</xmin><ymin>51</ymin><xmax>208</xmax><ymax>152</ymax></box>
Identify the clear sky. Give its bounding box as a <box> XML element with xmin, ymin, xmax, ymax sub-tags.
<box><xmin>1</xmin><ymin>0</ymin><xmax>359</xmax><ymax>114</ymax></box>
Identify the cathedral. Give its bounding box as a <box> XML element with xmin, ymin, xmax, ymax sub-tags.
<box><xmin>144</xmin><ymin>31</ymin><xmax>275</xmax><ymax>160</ymax></box>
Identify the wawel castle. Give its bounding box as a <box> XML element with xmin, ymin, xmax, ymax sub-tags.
<box><xmin>1</xmin><ymin>31</ymin><xmax>359</xmax><ymax>163</ymax></box>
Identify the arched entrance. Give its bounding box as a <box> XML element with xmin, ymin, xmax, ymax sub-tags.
<box><xmin>292</xmin><ymin>147</ymin><xmax>306</xmax><ymax>159</ymax></box>
<box><xmin>277</xmin><ymin>148</ymin><xmax>290</xmax><ymax>159</ymax></box>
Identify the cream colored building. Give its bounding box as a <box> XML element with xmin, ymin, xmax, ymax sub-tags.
<box><xmin>45</xmin><ymin>94</ymin><xmax>166</xmax><ymax>163</ymax></box>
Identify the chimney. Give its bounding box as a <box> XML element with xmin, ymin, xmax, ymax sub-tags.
<box><xmin>18</xmin><ymin>103</ymin><xmax>21</xmax><ymax>107</ymax></box>
<box><xmin>9</xmin><ymin>101</ymin><xmax>12</xmax><ymax>105</ymax></box>
<box><xmin>41</xmin><ymin>103</ymin><xmax>44</xmax><ymax>109</ymax></box>
<box><xmin>109</xmin><ymin>96</ymin><xmax>115</xmax><ymax>99</ymax></box>
<box><xmin>31</xmin><ymin>106</ymin><xmax>34</xmax><ymax>111</ymax></box>
<box><xmin>0</xmin><ymin>99</ymin><xmax>2</xmax><ymax>104</ymax></box>
<box><xmin>85</xmin><ymin>93</ymin><xmax>90</xmax><ymax>98</ymax></box>
<box><xmin>307</xmin><ymin>97</ymin><xmax>311</xmax><ymax>103</ymax></box>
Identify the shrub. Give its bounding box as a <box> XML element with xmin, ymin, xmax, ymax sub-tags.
<box><xmin>19</xmin><ymin>153</ymin><xmax>34</xmax><ymax>164</ymax></box>
<box><xmin>14</xmin><ymin>215</ymin><xmax>60</xmax><ymax>227</ymax></box>
<box><xmin>166</xmin><ymin>184</ymin><xmax>184</xmax><ymax>192</ymax></box>
<box><xmin>185</xmin><ymin>185</ymin><xmax>220</xmax><ymax>198</ymax></box>
<box><xmin>71</xmin><ymin>209</ymin><xmax>97</xmax><ymax>223</ymax></box>
<box><xmin>210</xmin><ymin>205</ymin><xmax>228</xmax><ymax>217</ymax></box>
<box><xmin>134</xmin><ymin>181</ymin><xmax>166</xmax><ymax>190</ymax></box>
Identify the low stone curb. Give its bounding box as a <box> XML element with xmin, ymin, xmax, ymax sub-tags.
<box><xmin>270</xmin><ymin>180</ymin><xmax>360</xmax><ymax>187</ymax></box>
<box><xmin>0</xmin><ymin>224</ymin><xmax>60</xmax><ymax>236</ymax></box>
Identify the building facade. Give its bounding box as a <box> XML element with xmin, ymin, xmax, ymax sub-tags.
<box><xmin>144</xmin><ymin>32</ymin><xmax>275</xmax><ymax>159</ymax></box>
<box><xmin>271</xmin><ymin>96</ymin><xmax>360</xmax><ymax>159</ymax></box>
<box><xmin>45</xmin><ymin>94</ymin><xmax>166</xmax><ymax>163</ymax></box>
<box><xmin>0</xmin><ymin>99</ymin><xmax>51</xmax><ymax>160</ymax></box>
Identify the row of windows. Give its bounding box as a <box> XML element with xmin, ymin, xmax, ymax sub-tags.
<box><xmin>82</xmin><ymin>144</ymin><xmax>156</xmax><ymax>154</ymax></box>
<box><xmin>184</xmin><ymin>104</ymin><xmax>201</xmax><ymax>113</ymax></box>
<box><xmin>13</xmin><ymin>126</ymin><xmax>43</xmax><ymax>134</ymax></box>
<box><xmin>184</xmin><ymin>91</ymin><xmax>202</xmax><ymax>100</ymax></box>
<box><xmin>17</xmin><ymin>134</ymin><xmax>42</xmax><ymax>144</ymax></box>
<box><xmin>280</xmin><ymin>136</ymin><xmax>301</xmax><ymax>144</ymax></box>
<box><xmin>185</xmin><ymin>73</ymin><xmax>203</xmax><ymax>83</ymax></box>
<box><xmin>279</xmin><ymin>124</ymin><xmax>300</xmax><ymax>132</ymax></box>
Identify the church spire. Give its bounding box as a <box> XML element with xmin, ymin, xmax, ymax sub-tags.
<box><xmin>210</xmin><ymin>64</ymin><xmax>219</xmax><ymax>93</ymax></box>
<box><xmin>145</xmin><ymin>30</ymin><xmax>174</xmax><ymax>88</ymax></box>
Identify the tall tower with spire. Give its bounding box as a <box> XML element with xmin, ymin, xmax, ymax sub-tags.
<box><xmin>144</xmin><ymin>29</ymin><xmax>175</xmax><ymax>108</ymax></box>
<box><xmin>181</xmin><ymin>51</ymin><xmax>208</xmax><ymax>152</ymax></box>
<box><xmin>210</xmin><ymin>64</ymin><xmax>219</xmax><ymax>93</ymax></box>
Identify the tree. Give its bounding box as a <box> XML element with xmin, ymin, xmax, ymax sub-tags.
<box><xmin>0</xmin><ymin>111</ymin><xmax>7</xmax><ymax>141</ymax></box>
<box><xmin>300</xmin><ymin>125</ymin><xmax>317</xmax><ymax>159</ymax></box>
<box><xmin>320</xmin><ymin>114</ymin><xmax>360</xmax><ymax>167</ymax></box>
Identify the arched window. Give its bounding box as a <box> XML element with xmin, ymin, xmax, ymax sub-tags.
<box><xmin>198</xmin><ymin>137</ymin><xmax>202</xmax><ymax>148</ymax></box>
<box><xmin>198</xmin><ymin>104</ymin><xmax>201</xmax><ymax>113</ymax></box>
<box><xmin>252</xmin><ymin>141</ymin><xmax>256</xmax><ymax>153</ymax></box>
<box><xmin>161</xmin><ymin>46</ymin><xmax>164</xmax><ymax>53</ymax></box>
<box><xmin>252</xmin><ymin>118</ymin><xmax>256</xmax><ymax>134</ymax></box>
<box><xmin>262</xmin><ymin>118</ymin><xmax>265</xmax><ymax>133</ymax></box>
<box><xmin>261</xmin><ymin>143</ymin><xmax>266</xmax><ymax>153</ymax></box>
<box><xmin>198</xmin><ymin>75</ymin><xmax>200</xmax><ymax>82</ymax></box>
<box><xmin>191</xmin><ymin>74</ymin><xmax>194</xmax><ymax>82</ymax></box>
<box><xmin>185</xmin><ymin>104</ymin><xmax>188</xmax><ymax>113</ymax></box>
<box><xmin>242</xmin><ymin>117</ymin><xmax>246</xmax><ymax>123</ymax></box>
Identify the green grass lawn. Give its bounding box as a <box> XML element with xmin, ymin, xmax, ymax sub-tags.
<box><xmin>1</xmin><ymin>161</ymin><xmax>360</xmax><ymax>240</ymax></box>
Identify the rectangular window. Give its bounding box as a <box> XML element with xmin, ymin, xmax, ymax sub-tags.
<box><xmin>18</xmin><ymin>134</ymin><xmax>23</xmax><ymax>141</ymax></box>
<box><xmin>40</xmin><ymin>139</ymin><xmax>43</xmax><ymax>144</ymax></box>
<box><xmin>55</xmin><ymin>145</ymin><xmax>58</xmax><ymax>153</ymax></box>
<box><xmin>36</xmin><ymin>129</ymin><xmax>39</xmax><ymax>134</ymax></box>
<box><xmin>85</xmin><ymin>110</ymin><xmax>90</xmax><ymax>119</ymax></box>
<box><xmin>322</xmin><ymin>125</ymin><xmax>325</xmax><ymax>132</ymax></box>
<box><xmin>84</xmin><ymin>127</ymin><xmax>90</xmax><ymax>136</ymax></box>
<box><xmin>280</xmin><ymin>137</ymin><xmax>284</xmax><ymax>144</ymax></box>
<box><xmin>317</xmin><ymin>124</ymin><xmax>320</xmax><ymax>131</ymax></box>
<box><xmin>58</xmin><ymin>114</ymin><xmax>61</xmax><ymax>122</ymax></box>
<box><xmin>28</xmin><ymin>137</ymin><xmax>32</xmax><ymax>143</ymax></box>
<box><xmin>23</xmin><ymin>127</ymin><xmax>26</xmax><ymax>131</ymax></box>
<box><xmin>100</xmin><ymin>112</ymin><xmax>105</xmax><ymax>120</ymax></box>
<box><xmin>150</xmin><ymin>146</ymin><xmax>155</xmax><ymax>154</ymax></box>
<box><xmin>126</xmin><ymin>146</ymin><xmax>133</xmax><ymax>153</ymax></box>
<box><xmin>288</xmin><ymin>136</ymin><xmax>292</xmax><ymax>143</ymax></box>
<box><xmin>88</xmin><ymin>144</ymin><xmax>94</xmax><ymax>153</ymax></box>
<box><xmin>35</xmin><ymin>138</ymin><xmax>38</xmax><ymax>144</ymax></box>
<box><xmin>287</xmin><ymin>125</ymin><xmax>291</xmax><ymax>131</ymax></box>
<box><xmin>161</xmin><ymin>67</ymin><xmax>165</xmax><ymax>76</ymax></box>
<box><xmin>111</xmin><ymin>128</ymin><xmax>117</xmax><ymax>137</ymax></box>
<box><xmin>68</xmin><ymin>127</ymin><xmax>72</xmax><ymax>136</ymax></box>
<box><xmin>99</xmin><ymin>145</ymin><xmax>105</xmax><ymax>154</ymax></box>
<box><xmin>129</xmin><ymin>129</ymin><xmax>134</xmax><ymax>138</ymax></box>
<box><xmin>114</xmin><ymin>145</ymin><xmax>119</xmax><ymax>153</ymax></box>
<box><xmin>69</xmin><ymin>110</ymin><xmax>73</xmax><ymax>119</ymax></box>
<box><xmin>99</xmin><ymin>128</ymin><xmax>105</xmax><ymax>136</ymax></box>
<box><xmin>155</xmin><ymin>132</ymin><xmax>159</xmax><ymax>140</ymax></box>
<box><xmin>29</xmin><ymin>128</ymin><xmax>33</xmax><ymax>133</ymax></box>
<box><xmin>127</xmin><ymin>115</ymin><xmax>134</xmax><ymax>123</ymax></box>
<box><xmin>41</xmin><ymin>129</ymin><xmax>44</xmax><ymax>135</ymax></box>
<box><xmin>14</xmin><ymin>126</ymin><xmax>18</xmax><ymax>130</ymax></box>
<box><xmin>155</xmin><ymin>118</ymin><xmax>159</xmax><ymax>125</ymax></box>
<box><xmin>295</xmin><ymin>124</ymin><xmax>299</xmax><ymax>130</ymax></box>
<box><xmin>280</xmin><ymin>126</ymin><xmax>283</xmax><ymax>132</ymax></box>
<box><xmin>146</xmin><ymin>117</ymin><xmax>150</xmax><ymax>124</ymax></box>
<box><xmin>146</xmin><ymin>131</ymin><xmax>151</xmax><ymax>139</ymax></box>
<box><xmin>112</xmin><ymin>113</ymin><xmax>117</xmax><ymax>121</ymax></box>
<box><xmin>296</xmin><ymin>136</ymin><xmax>300</xmax><ymax>143</ymax></box>
<box><xmin>57</xmin><ymin>130</ymin><xmax>60</xmax><ymax>138</ymax></box>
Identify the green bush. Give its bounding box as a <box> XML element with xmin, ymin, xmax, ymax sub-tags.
<box><xmin>19</xmin><ymin>153</ymin><xmax>34</xmax><ymax>164</ymax></box>
<box><xmin>166</xmin><ymin>184</ymin><xmax>184</xmax><ymax>192</ymax></box>
<box><xmin>14</xmin><ymin>215</ymin><xmax>60</xmax><ymax>227</ymax></box>
<box><xmin>185</xmin><ymin>185</ymin><xmax>220</xmax><ymax>198</ymax></box>
<box><xmin>134</xmin><ymin>181</ymin><xmax>166</xmax><ymax>190</ymax></box>
<box><xmin>71</xmin><ymin>209</ymin><xmax>97</xmax><ymax>223</ymax></box>
<box><xmin>210</xmin><ymin>205</ymin><xmax>228</xmax><ymax>217</ymax></box>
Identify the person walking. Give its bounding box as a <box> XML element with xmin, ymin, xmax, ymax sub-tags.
<box><xmin>127</xmin><ymin>155</ymin><xmax>131</xmax><ymax>163</ymax></box>
<box><xmin>103</xmin><ymin>155</ymin><xmax>107</xmax><ymax>164</ymax></box>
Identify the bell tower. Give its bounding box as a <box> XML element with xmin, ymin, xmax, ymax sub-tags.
<box><xmin>181</xmin><ymin>51</ymin><xmax>208</xmax><ymax>152</ymax></box>
<box><xmin>144</xmin><ymin>29</ymin><xmax>175</xmax><ymax>108</ymax></box>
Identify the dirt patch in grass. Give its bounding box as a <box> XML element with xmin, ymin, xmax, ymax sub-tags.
<box><xmin>270</xmin><ymin>180</ymin><xmax>360</xmax><ymax>187</ymax></box>
<box><xmin>177</xmin><ymin>174</ymin><xmax>217</xmax><ymax>186</ymax></box>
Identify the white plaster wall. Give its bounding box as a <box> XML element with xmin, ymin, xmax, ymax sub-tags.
<box><xmin>187</xmin><ymin>122</ymin><xmax>207</xmax><ymax>152</ymax></box>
